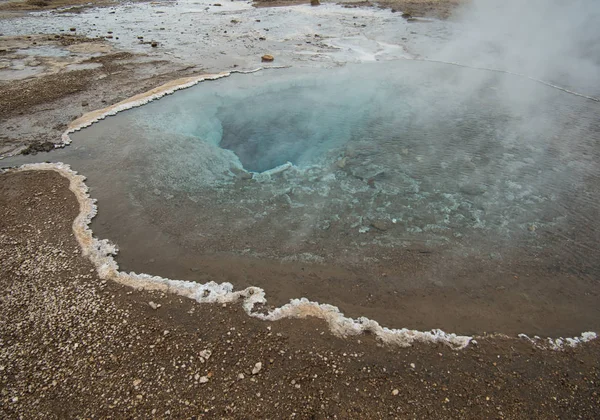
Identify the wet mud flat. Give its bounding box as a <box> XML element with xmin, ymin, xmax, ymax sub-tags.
<box><xmin>5</xmin><ymin>61</ymin><xmax>600</xmax><ymax>338</ymax></box>
<box><xmin>1</xmin><ymin>169</ymin><xmax>600</xmax><ymax>419</ymax></box>
<box><xmin>0</xmin><ymin>0</ymin><xmax>460</xmax><ymax>158</ymax></box>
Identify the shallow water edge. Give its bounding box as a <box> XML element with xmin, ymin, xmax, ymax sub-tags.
<box><xmin>2</xmin><ymin>162</ymin><xmax>596</xmax><ymax>351</ymax></box>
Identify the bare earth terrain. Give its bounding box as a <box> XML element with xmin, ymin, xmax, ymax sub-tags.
<box><xmin>1</xmin><ymin>0</ymin><xmax>600</xmax><ymax>418</ymax></box>
<box><xmin>1</xmin><ymin>169</ymin><xmax>599</xmax><ymax>418</ymax></box>
<box><xmin>0</xmin><ymin>33</ymin><xmax>204</xmax><ymax>156</ymax></box>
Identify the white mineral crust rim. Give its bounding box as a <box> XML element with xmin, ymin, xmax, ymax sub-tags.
<box><xmin>61</xmin><ymin>67</ymin><xmax>284</xmax><ymax>146</ymax></box>
<box><xmin>2</xmin><ymin>162</ymin><xmax>596</xmax><ymax>351</ymax></box>
<box><xmin>2</xmin><ymin>69</ymin><xmax>596</xmax><ymax>350</ymax></box>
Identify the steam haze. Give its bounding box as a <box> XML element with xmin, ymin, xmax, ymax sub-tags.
<box><xmin>430</xmin><ymin>0</ymin><xmax>600</xmax><ymax>95</ymax></box>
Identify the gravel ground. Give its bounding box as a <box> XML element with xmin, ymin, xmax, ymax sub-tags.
<box><xmin>0</xmin><ymin>34</ymin><xmax>206</xmax><ymax>156</ymax></box>
<box><xmin>256</xmin><ymin>0</ymin><xmax>464</xmax><ymax>20</ymax></box>
<box><xmin>0</xmin><ymin>0</ymin><xmax>459</xmax><ymax>158</ymax></box>
<box><xmin>1</xmin><ymin>1</ymin><xmax>600</xmax><ymax>418</ymax></box>
<box><xmin>1</xmin><ymin>169</ymin><xmax>599</xmax><ymax>418</ymax></box>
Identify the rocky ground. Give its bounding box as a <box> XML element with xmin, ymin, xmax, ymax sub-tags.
<box><xmin>0</xmin><ymin>0</ymin><xmax>462</xmax><ymax>157</ymax></box>
<box><xmin>1</xmin><ymin>0</ymin><xmax>600</xmax><ymax>418</ymax></box>
<box><xmin>1</xmin><ymin>169</ymin><xmax>599</xmax><ymax>418</ymax></box>
<box><xmin>0</xmin><ymin>33</ymin><xmax>206</xmax><ymax>156</ymax></box>
<box><xmin>256</xmin><ymin>0</ymin><xmax>464</xmax><ymax>20</ymax></box>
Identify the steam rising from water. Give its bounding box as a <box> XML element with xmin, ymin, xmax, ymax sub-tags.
<box><xmin>14</xmin><ymin>59</ymin><xmax>599</xmax><ymax>269</ymax></box>
<box><xmin>2</xmin><ymin>0</ymin><xmax>600</xmax><ymax>337</ymax></box>
<box><xmin>431</xmin><ymin>0</ymin><xmax>600</xmax><ymax>96</ymax></box>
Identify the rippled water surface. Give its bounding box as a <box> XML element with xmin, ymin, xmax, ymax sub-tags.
<box><xmin>6</xmin><ymin>61</ymin><xmax>600</xmax><ymax>335</ymax></box>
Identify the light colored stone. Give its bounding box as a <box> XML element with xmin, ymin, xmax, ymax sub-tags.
<box><xmin>252</xmin><ymin>362</ymin><xmax>262</xmax><ymax>375</ymax></box>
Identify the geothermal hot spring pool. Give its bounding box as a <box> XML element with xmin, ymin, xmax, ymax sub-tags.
<box><xmin>5</xmin><ymin>61</ymin><xmax>600</xmax><ymax>337</ymax></box>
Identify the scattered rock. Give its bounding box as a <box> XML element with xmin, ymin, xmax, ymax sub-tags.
<box><xmin>252</xmin><ymin>362</ymin><xmax>262</xmax><ymax>375</ymax></box>
<box><xmin>240</xmin><ymin>172</ymin><xmax>253</xmax><ymax>180</ymax></box>
<box><xmin>311</xmin><ymin>0</ymin><xmax>320</xmax><ymax>6</ymax></box>
<box><xmin>199</xmin><ymin>349</ymin><xmax>212</xmax><ymax>360</ymax></box>
<box><xmin>21</xmin><ymin>141</ymin><xmax>55</xmax><ymax>156</ymax></box>
<box><xmin>261</xmin><ymin>54</ymin><xmax>274</xmax><ymax>62</ymax></box>
<box><xmin>213</xmin><ymin>3</ymin><xmax>222</xmax><ymax>6</ymax></box>
<box><xmin>148</xmin><ymin>301</ymin><xmax>160</xmax><ymax>310</ymax></box>
<box><xmin>370</xmin><ymin>219</ymin><xmax>390</xmax><ymax>232</ymax></box>
<box><xmin>151</xmin><ymin>41</ymin><xmax>158</xmax><ymax>48</ymax></box>
<box><xmin>238</xmin><ymin>373</ymin><xmax>245</xmax><ymax>380</ymax></box>
<box><xmin>199</xmin><ymin>376</ymin><xmax>209</xmax><ymax>384</ymax></box>
<box><xmin>459</xmin><ymin>184</ymin><xmax>486</xmax><ymax>196</ymax></box>
<box><xmin>392</xmin><ymin>389</ymin><xmax>399</xmax><ymax>396</ymax></box>
<box><xmin>69</xmin><ymin>28</ymin><xmax>76</xmax><ymax>32</ymax></box>
<box><xmin>81</xmin><ymin>101</ymin><xmax>88</xmax><ymax>107</ymax></box>
<box><xmin>133</xmin><ymin>379</ymin><xmax>142</xmax><ymax>387</ymax></box>
<box><xmin>336</xmin><ymin>157</ymin><xmax>347</xmax><ymax>169</ymax></box>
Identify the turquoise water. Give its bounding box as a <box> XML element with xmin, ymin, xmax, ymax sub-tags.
<box><xmin>6</xmin><ymin>61</ymin><xmax>600</xmax><ymax>254</ymax></box>
<box><xmin>3</xmin><ymin>61</ymin><xmax>600</xmax><ymax>334</ymax></box>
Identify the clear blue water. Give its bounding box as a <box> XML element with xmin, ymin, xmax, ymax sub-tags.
<box><xmin>4</xmin><ymin>60</ymin><xmax>600</xmax><ymax>334</ymax></box>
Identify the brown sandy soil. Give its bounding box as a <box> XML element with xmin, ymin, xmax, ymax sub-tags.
<box><xmin>254</xmin><ymin>0</ymin><xmax>465</xmax><ymax>20</ymax></box>
<box><xmin>372</xmin><ymin>0</ymin><xmax>464</xmax><ymax>19</ymax></box>
<box><xmin>1</xmin><ymin>169</ymin><xmax>600</xmax><ymax>418</ymax></box>
<box><xmin>0</xmin><ymin>34</ymin><xmax>205</xmax><ymax>157</ymax></box>
<box><xmin>0</xmin><ymin>0</ymin><xmax>463</xmax><ymax>158</ymax></box>
<box><xmin>1</xmin><ymin>0</ymin><xmax>463</xmax><ymax>19</ymax></box>
<box><xmin>0</xmin><ymin>0</ymin><xmax>128</xmax><ymax>13</ymax></box>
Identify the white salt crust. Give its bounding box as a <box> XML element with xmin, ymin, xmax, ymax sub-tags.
<box><xmin>0</xmin><ymin>61</ymin><xmax>590</xmax><ymax>162</ymax></box>
<box><xmin>3</xmin><ymin>67</ymin><xmax>596</xmax><ymax>350</ymax></box>
<box><xmin>517</xmin><ymin>332</ymin><xmax>598</xmax><ymax>351</ymax></box>
<box><xmin>61</xmin><ymin>67</ymin><xmax>292</xmax><ymax>147</ymax></box>
<box><xmin>3</xmin><ymin>162</ymin><xmax>597</xmax><ymax>351</ymax></box>
<box><xmin>63</xmin><ymin>71</ymin><xmax>231</xmax><ymax>145</ymax></box>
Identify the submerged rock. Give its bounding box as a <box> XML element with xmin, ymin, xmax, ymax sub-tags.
<box><xmin>459</xmin><ymin>184</ymin><xmax>487</xmax><ymax>196</ymax></box>
<box><xmin>21</xmin><ymin>141</ymin><xmax>55</xmax><ymax>155</ymax></box>
<box><xmin>335</xmin><ymin>157</ymin><xmax>348</xmax><ymax>169</ymax></box>
<box><xmin>370</xmin><ymin>219</ymin><xmax>391</xmax><ymax>232</ymax></box>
